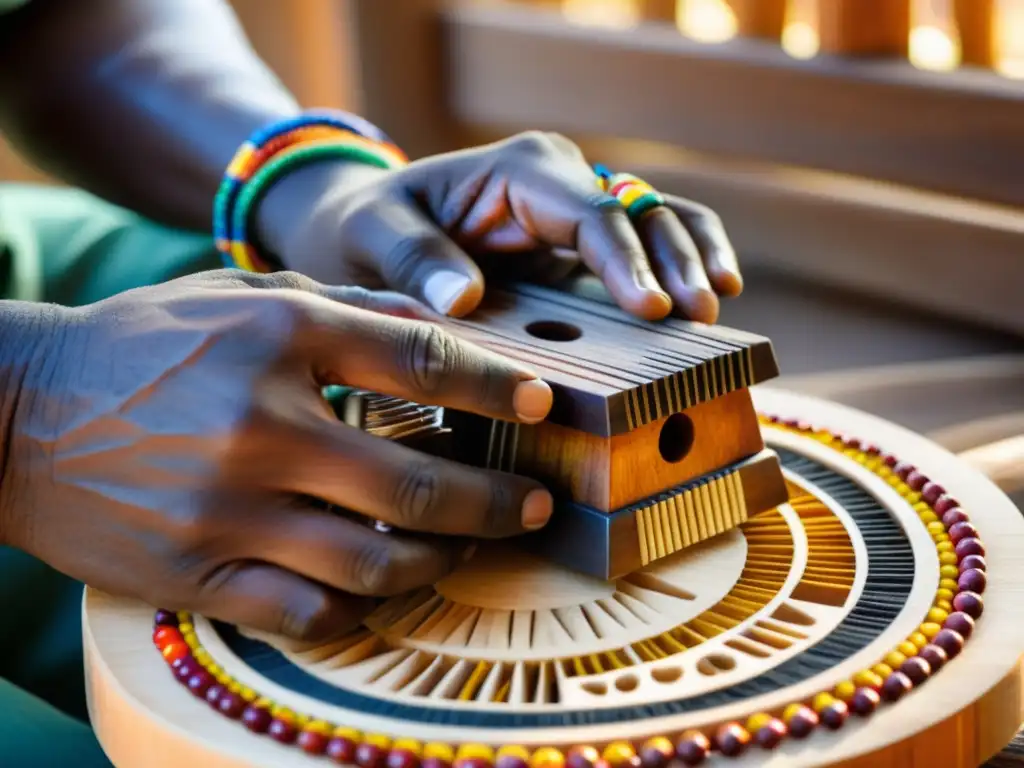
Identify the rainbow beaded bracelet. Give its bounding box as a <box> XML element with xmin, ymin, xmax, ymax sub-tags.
<box><xmin>595</xmin><ymin>164</ymin><xmax>666</xmax><ymax>221</ymax></box>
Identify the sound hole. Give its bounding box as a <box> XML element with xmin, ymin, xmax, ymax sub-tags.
<box><xmin>659</xmin><ymin>413</ymin><xmax>695</xmax><ymax>463</ymax></box>
<box><xmin>525</xmin><ymin>320</ymin><xmax>582</xmax><ymax>342</ymax></box>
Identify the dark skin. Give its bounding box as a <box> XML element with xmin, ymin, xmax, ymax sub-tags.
<box><xmin>0</xmin><ymin>0</ymin><xmax>744</xmax><ymax>641</ymax></box>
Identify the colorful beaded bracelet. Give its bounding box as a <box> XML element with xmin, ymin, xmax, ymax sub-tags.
<box><xmin>151</xmin><ymin>415</ymin><xmax>985</xmax><ymax>765</ymax></box>
<box><xmin>595</xmin><ymin>164</ymin><xmax>666</xmax><ymax>221</ymax></box>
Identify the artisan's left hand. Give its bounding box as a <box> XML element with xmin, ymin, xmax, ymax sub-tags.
<box><xmin>257</xmin><ymin>132</ymin><xmax>742</xmax><ymax>324</ymax></box>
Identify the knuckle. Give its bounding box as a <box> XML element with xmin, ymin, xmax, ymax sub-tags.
<box><xmin>484</xmin><ymin>475</ymin><xmax>520</xmax><ymax>537</ymax></box>
<box><xmin>265</xmin><ymin>270</ymin><xmax>322</xmax><ymax>294</ymax></box>
<box><xmin>390</xmin><ymin>461</ymin><xmax>445</xmax><ymax>529</ymax></box>
<box><xmin>397</xmin><ymin>323</ymin><xmax>461</xmax><ymax>395</ymax></box>
<box><xmin>349</xmin><ymin>541</ymin><xmax>398</xmax><ymax>595</ymax></box>
<box><xmin>380</xmin><ymin>233</ymin><xmax>443</xmax><ymax>288</ymax></box>
<box><xmin>508</xmin><ymin>130</ymin><xmax>556</xmax><ymax>157</ymax></box>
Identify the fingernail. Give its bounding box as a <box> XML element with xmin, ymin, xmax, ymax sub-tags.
<box><xmin>423</xmin><ymin>270</ymin><xmax>472</xmax><ymax>315</ymax></box>
<box><xmin>688</xmin><ymin>288</ymin><xmax>720</xmax><ymax>324</ymax></box>
<box><xmin>522</xmin><ymin>489</ymin><xmax>553</xmax><ymax>530</ymax></box>
<box><xmin>513</xmin><ymin>378</ymin><xmax>553</xmax><ymax>423</ymax></box>
<box><xmin>462</xmin><ymin>542</ymin><xmax>478</xmax><ymax>562</ymax></box>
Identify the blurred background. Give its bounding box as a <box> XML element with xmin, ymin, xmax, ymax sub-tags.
<box><xmin>1</xmin><ymin>0</ymin><xmax>1021</xmax><ymax>498</ymax></box>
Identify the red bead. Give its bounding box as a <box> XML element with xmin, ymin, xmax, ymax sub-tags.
<box><xmin>714</xmin><ymin>723</ymin><xmax>751</xmax><ymax>757</ymax></box>
<box><xmin>787</xmin><ymin>707</ymin><xmax>818</xmax><ymax>739</ymax></box>
<box><xmin>942</xmin><ymin>509</ymin><xmax>969</xmax><ymax>528</ymax></box>
<box><xmin>919</xmin><ymin>644</ymin><xmax>949</xmax><ymax>672</ymax></box>
<box><xmin>952</xmin><ymin>591</ymin><xmax>984</xmax><ymax>619</ymax></box>
<box><xmin>268</xmin><ymin>718</ymin><xmax>297</xmax><ymax>744</ymax></box>
<box><xmin>298</xmin><ymin>730</ymin><xmax>329</xmax><ymax>756</ymax></box>
<box><xmin>899</xmin><ymin>656</ymin><xmax>931</xmax><ymax>685</ymax></box>
<box><xmin>958</xmin><ymin>568</ymin><xmax>987</xmax><ymax>594</ymax></box>
<box><xmin>387</xmin><ymin>750</ymin><xmax>420</xmax><ymax>768</ymax></box>
<box><xmin>894</xmin><ymin>462</ymin><xmax>915</xmax><ymax>480</ymax></box>
<box><xmin>882</xmin><ymin>453</ymin><xmax>899</xmax><ymax>467</ymax></box>
<box><xmin>934</xmin><ymin>496</ymin><xmax>960</xmax><ymax>515</ymax></box>
<box><xmin>421</xmin><ymin>759</ymin><xmax>452</xmax><ymax>768</ymax></box>
<box><xmin>959</xmin><ymin>554</ymin><xmax>986</xmax><ymax>573</ymax></box>
<box><xmin>881</xmin><ymin>671</ymin><xmax>913</xmax><ymax>702</ymax></box>
<box><xmin>153</xmin><ymin>626</ymin><xmax>182</xmax><ymax>648</ymax></box>
<box><xmin>675</xmin><ymin>731</ymin><xmax>711</xmax><ymax>765</ymax></box>
<box><xmin>204</xmin><ymin>684</ymin><xmax>226</xmax><ymax>707</ymax></box>
<box><xmin>356</xmin><ymin>744</ymin><xmax>388</xmax><ymax>768</ymax></box>
<box><xmin>863</xmin><ymin>443</ymin><xmax>881</xmax><ymax>455</ymax></box>
<box><xmin>327</xmin><ymin>737</ymin><xmax>358</xmax><ymax>764</ymax></box>
<box><xmin>154</xmin><ymin>609</ymin><xmax>179</xmax><ymax>626</ymax></box>
<box><xmin>173</xmin><ymin>658</ymin><xmax>199</xmax><ymax>683</ymax></box>
<box><xmin>186</xmin><ymin>671</ymin><xmax>214</xmax><ymax>697</ymax></box>
<box><xmin>944</xmin><ymin>611</ymin><xmax>975</xmax><ymax>640</ymax></box>
<box><xmin>921</xmin><ymin>482</ymin><xmax>945</xmax><ymax>505</ymax></box>
<box><xmin>566</xmin><ymin>746</ymin><xmax>599</xmax><ymax>768</ymax></box>
<box><xmin>754</xmin><ymin>720</ymin><xmax>787</xmax><ymax>749</ymax></box>
<box><xmin>241</xmin><ymin>706</ymin><xmax>272</xmax><ymax>734</ymax></box>
<box><xmin>948</xmin><ymin>522</ymin><xmax>978</xmax><ymax>543</ymax></box>
<box><xmin>934</xmin><ymin>629</ymin><xmax>965</xmax><ymax>660</ymax></box>
<box><xmin>906</xmin><ymin>471</ymin><xmax>929</xmax><ymax>491</ymax></box>
<box><xmin>216</xmin><ymin>692</ymin><xmax>245</xmax><ymax>719</ymax></box>
<box><xmin>841</xmin><ymin>435</ymin><xmax>861</xmax><ymax>449</ymax></box>
<box><xmin>850</xmin><ymin>687</ymin><xmax>880</xmax><ymax>716</ymax></box>
<box><xmin>639</xmin><ymin>738</ymin><xmax>674</xmax><ymax>768</ymax></box>
<box><xmin>820</xmin><ymin>701</ymin><xmax>849</xmax><ymax>730</ymax></box>
<box><xmin>161</xmin><ymin>642</ymin><xmax>190</xmax><ymax>664</ymax></box>
<box><xmin>955</xmin><ymin>537</ymin><xmax>985</xmax><ymax>558</ymax></box>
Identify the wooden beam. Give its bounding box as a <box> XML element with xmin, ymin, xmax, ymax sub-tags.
<box><xmin>443</xmin><ymin>1</ymin><xmax>1024</xmax><ymax>208</ymax></box>
<box><xmin>724</xmin><ymin>0</ymin><xmax>786</xmax><ymax>41</ymax></box>
<box><xmin>816</xmin><ymin>0</ymin><xmax>910</xmax><ymax>57</ymax></box>
<box><xmin>954</xmin><ymin>0</ymin><xmax>997</xmax><ymax>69</ymax></box>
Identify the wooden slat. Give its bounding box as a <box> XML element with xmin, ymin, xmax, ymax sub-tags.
<box><xmin>724</xmin><ymin>0</ymin><xmax>787</xmax><ymax>40</ymax></box>
<box><xmin>443</xmin><ymin>0</ymin><xmax>1024</xmax><ymax>208</ymax></box>
<box><xmin>954</xmin><ymin>0</ymin><xmax>998</xmax><ymax>69</ymax></box>
<box><xmin>816</xmin><ymin>0</ymin><xmax>910</xmax><ymax>56</ymax></box>
<box><xmin>636</xmin><ymin>0</ymin><xmax>677</xmax><ymax>23</ymax></box>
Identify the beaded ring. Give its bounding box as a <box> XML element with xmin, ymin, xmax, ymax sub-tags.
<box><xmin>594</xmin><ymin>164</ymin><xmax>666</xmax><ymax>222</ymax></box>
<box><xmin>151</xmin><ymin>415</ymin><xmax>986</xmax><ymax>765</ymax></box>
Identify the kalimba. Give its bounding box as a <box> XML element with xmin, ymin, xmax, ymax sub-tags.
<box><xmin>83</xmin><ymin>279</ymin><xmax>1024</xmax><ymax>768</ymax></box>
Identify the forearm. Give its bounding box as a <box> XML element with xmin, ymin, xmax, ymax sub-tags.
<box><xmin>0</xmin><ymin>0</ymin><xmax>300</xmax><ymax>232</ymax></box>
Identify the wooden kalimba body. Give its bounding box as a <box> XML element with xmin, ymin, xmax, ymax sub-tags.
<box><xmin>82</xmin><ymin>280</ymin><xmax>1024</xmax><ymax>767</ymax></box>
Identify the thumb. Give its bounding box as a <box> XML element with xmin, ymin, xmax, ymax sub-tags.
<box><xmin>350</xmin><ymin>201</ymin><xmax>485</xmax><ymax>317</ymax></box>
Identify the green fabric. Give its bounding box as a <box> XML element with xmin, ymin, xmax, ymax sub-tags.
<box><xmin>0</xmin><ymin>182</ymin><xmax>219</xmax><ymax>766</ymax></box>
<box><xmin>0</xmin><ymin>0</ymin><xmax>30</xmax><ymax>13</ymax></box>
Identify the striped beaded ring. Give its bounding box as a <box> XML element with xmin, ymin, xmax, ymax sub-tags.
<box><xmin>594</xmin><ymin>163</ymin><xmax>666</xmax><ymax>221</ymax></box>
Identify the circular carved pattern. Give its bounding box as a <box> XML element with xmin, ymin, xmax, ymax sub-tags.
<box><xmin>150</xmin><ymin>415</ymin><xmax>986</xmax><ymax>764</ymax></box>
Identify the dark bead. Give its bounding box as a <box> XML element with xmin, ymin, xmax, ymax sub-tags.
<box><xmin>766</xmin><ymin>414</ymin><xmax>780</xmax><ymax>423</ymax></box>
<box><xmin>675</xmin><ymin>731</ymin><xmax>710</xmax><ymax>765</ymax></box>
<box><xmin>934</xmin><ymin>629</ymin><xmax>965</xmax><ymax>660</ymax></box>
<box><xmin>894</xmin><ymin>462</ymin><xmax>915</xmax><ymax>481</ymax></box>
<box><xmin>841</xmin><ymin>435</ymin><xmax>861</xmax><ymax>449</ymax></box>
<box><xmin>820</xmin><ymin>701</ymin><xmax>849</xmax><ymax>730</ymax></box>
<box><xmin>356</xmin><ymin>744</ymin><xmax>388</xmax><ymax>768</ymax></box>
<box><xmin>638</xmin><ymin>738</ymin><xmax>673</xmax><ymax>768</ymax></box>
<box><xmin>186</xmin><ymin>671</ymin><xmax>214</xmax><ymax>697</ymax></box>
<box><xmin>174</xmin><ymin>658</ymin><xmax>199</xmax><ymax>683</ymax></box>
<box><xmin>298</xmin><ymin>731</ymin><xmax>329</xmax><ymax>756</ymax></box>
<box><xmin>899</xmin><ymin>656</ymin><xmax>932</xmax><ymax>685</ymax></box>
<box><xmin>944</xmin><ymin>612</ymin><xmax>975</xmax><ymax>640</ymax></box>
<box><xmin>787</xmin><ymin>708</ymin><xmax>818</xmax><ymax>739</ymax></box>
<box><xmin>906</xmin><ymin>471</ymin><xmax>929</xmax><ymax>491</ymax></box>
<box><xmin>952</xmin><ymin>591</ymin><xmax>984</xmax><ymax>619</ymax></box>
<box><xmin>782</xmin><ymin>417</ymin><xmax>800</xmax><ymax>428</ymax></box>
<box><xmin>919</xmin><ymin>644</ymin><xmax>949</xmax><ymax>672</ymax></box>
<box><xmin>154</xmin><ymin>609</ymin><xmax>179</xmax><ymax>627</ymax></box>
<box><xmin>384</xmin><ymin>749</ymin><xmax>419</xmax><ymax>768</ymax></box>
<box><xmin>882</xmin><ymin>453</ymin><xmax>899</xmax><ymax>467</ymax></box>
<box><xmin>421</xmin><ymin>760</ymin><xmax>452</xmax><ymax>768</ymax></box>
<box><xmin>850</xmin><ymin>687</ymin><xmax>880</xmax><ymax>716</ymax></box>
<box><xmin>327</xmin><ymin>737</ymin><xmax>358</xmax><ymax>764</ymax></box>
<box><xmin>955</xmin><ymin>537</ymin><xmax>985</xmax><ymax>558</ymax></box>
<box><xmin>495</xmin><ymin>757</ymin><xmax>528</xmax><ymax>768</ymax></box>
<box><xmin>959</xmin><ymin>554</ymin><xmax>986</xmax><ymax>573</ymax></box>
<box><xmin>863</xmin><ymin>443</ymin><xmax>881</xmax><ymax>455</ymax></box>
<box><xmin>714</xmin><ymin>723</ymin><xmax>750</xmax><ymax>757</ymax></box>
<box><xmin>935</xmin><ymin>496</ymin><xmax>960</xmax><ymax>515</ymax></box>
<box><xmin>268</xmin><ymin>718</ymin><xmax>298</xmax><ymax>744</ymax></box>
<box><xmin>241</xmin><ymin>706</ymin><xmax>272</xmax><ymax>734</ymax></box>
<box><xmin>216</xmin><ymin>692</ymin><xmax>245</xmax><ymax>719</ymax></box>
<box><xmin>881</xmin><ymin>672</ymin><xmax>913</xmax><ymax>702</ymax></box>
<box><xmin>958</xmin><ymin>568</ymin><xmax>987</xmax><ymax>594</ymax></box>
<box><xmin>942</xmin><ymin>508</ymin><xmax>969</xmax><ymax>528</ymax></box>
<box><xmin>566</xmin><ymin>746</ymin><xmax>599</xmax><ymax>768</ymax></box>
<box><xmin>948</xmin><ymin>522</ymin><xmax>978</xmax><ymax>544</ymax></box>
<box><xmin>921</xmin><ymin>482</ymin><xmax>945</xmax><ymax>505</ymax></box>
<box><xmin>754</xmin><ymin>720</ymin><xmax>787</xmax><ymax>749</ymax></box>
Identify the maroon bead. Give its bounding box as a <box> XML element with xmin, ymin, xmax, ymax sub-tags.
<box><xmin>216</xmin><ymin>692</ymin><xmax>245</xmax><ymax>719</ymax></box>
<box><xmin>186</xmin><ymin>671</ymin><xmax>214</xmax><ymax>697</ymax></box>
<box><xmin>714</xmin><ymin>723</ymin><xmax>751</xmax><ymax>757</ymax></box>
<box><xmin>675</xmin><ymin>732</ymin><xmax>711</xmax><ymax>766</ymax></box>
<box><xmin>942</xmin><ymin>508</ymin><xmax>969</xmax><ymax>529</ymax></box>
<box><xmin>174</xmin><ymin>658</ymin><xmax>199</xmax><ymax>683</ymax></box>
<box><xmin>765</xmin><ymin>413</ymin><xmax>780</xmax><ymax>423</ymax></box>
<box><xmin>298</xmin><ymin>730</ymin><xmax>329</xmax><ymax>756</ymax></box>
<box><xmin>948</xmin><ymin>522</ymin><xmax>979</xmax><ymax>543</ymax></box>
<box><xmin>906</xmin><ymin>471</ymin><xmax>929</xmax><ymax>491</ymax></box>
<box><xmin>935</xmin><ymin>496</ymin><xmax>960</xmax><ymax>514</ymax></box>
<box><xmin>787</xmin><ymin>708</ymin><xmax>818</xmax><ymax>739</ymax></box>
<box><xmin>841</xmin><ymin>435</ymin><xmax>861</xmax><ymax>449</ymax></box>
<box><xmin>566</xmin><ymin>747</ymin><xmax>599</xmax><ymax>768</ymax></box>
<box><xmin>894</xmin><ymin>462</ymin><xmax>915</xmax><ymax>480</ymax></box>
<box><xmin>944</xmin><ymin>611</ymin><xmax>975</xmax><ymax>640</ymax></box>
<box><xmin>921</xmin><ymin>482</ymin><xmax>945</xmax><ymax>506</ymax></box>
<box><xmin>899</xmin><ymin>656</ymin><xmax>932</xmax><ymax>685</ymax></box>
<box><xmin>754</xmin><ymin>720</ymin><xmax>787</xmax><ymax>749</ymax></box>
<box><xmin>495</xmin><ymin>757</ymin><xmax>529</xmax><ymax>768</ymax></box>
<box><xmin>268</xmin><ymin>718</ymin><xmax>298</xmax><ymax>744</ymax></box>
<box><xmin>955</xmin><ymin>537</ymin><xmax>985</xmax><ymax>558</ymax></box>
<box><xmin>934</xmin><ymin>628</ymin><xmax>965</xmax><ymax>660</ymax></box>
<box><xmin>639</xmin><ymin>742</ymin><xmax>673</xmax><ymax>768</ymax></box>
<box><xmin>959</xmin><ymin>554</ymin><xmax>987</xmax><ymax>573</ymax></box>
<box><xmin>919</xmin><ymin>644</ymin><xmax>949</xmax><ymax>672</ymax></box>
<box><xmin>241</xmin><ymin>705</ymin><xmax>272</xmax><ymax>734</ymax></box>
<box><xmin>154</xmin><ymin>609</ymin><xmax>179</xmax><ymax>627</ymax></box>
<box><xmin>386</xmin><ymin>748</ymin><xmax>419</xmax><ymax>768</ymax></box>
<box><xmin>454</xmin><ymin>759</ymin><xmax>490</xmax><ymax>768</ymax></box>
<box><xmin>850</xmin><ymin>687</ymin><xmax>880</xmax><ymax>716</ymax></box>
<box><xmin>863</xmin><ymin>443</ymin><xmax>881</xmax><ymax>455</ymax></box>
<box><xmin>882</xmin><ymin>453</ymin><xmax>899</xmax><ymax>467</ymax></box>
<box><xmin>204</xmin><ymin>684</ymin><xmax>226</xmax><ymax>707</ymax></box>
<box><xmin>820</xmin><ymin>701</ymin><xmax>849</xmax><ymax>730</ymax></box>
<box><xmin>327</xmin><ymin>737</ymin><xmax>358</xmax><ymax>764</ymax></box>
<box><xmin>421</xmin><ymin>760</ymin><xmax>452</xmax><ymax>768</ymax></box>
<box><xmin>782</xmin><ymin>417</ymin><xmax>800</xmax><ymax>428</ymax></box>
<box><xmin>881</xmin><ymin>672</ymin><xmax>913</xmax><ymax>702</ymax></box>
<box><xmin>952</xmin><ymin>591</ymin><xmax>984</xmax><ymax>619</ymax></box>
<box><xmin>958</xmin><ymin>568</ymin><xmax>987</xmax><ymax>594</ymax></box>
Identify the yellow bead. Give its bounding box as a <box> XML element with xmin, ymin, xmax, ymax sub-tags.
<box><xmin>178</xmin><ymin>622</ymin><xmax>194</xmax><ymax>634</ymax></box>
<box><xmin>602</xmin><ymin>742</ymin><xmax>637</xmax><ymax>765</ymax></box>
<box><xmin>530</xmin><ymin>747</ymin><xmax>565</xmax><ymax>768</ymax></box>
<box><xmin>935</xmin><ymin>533</ymin><xmax>950</xmax><ymax>544</ymax></box>
<box><xmin>811</xmin><ymin>693</ymin><xmax>835</xmax><ymax>713</ymax></box>
<box><xmin>936</xmin><ymin>587</ymin><xmax>955</xmax><ymax>601</ymax></box>
<box><xmin>939</xmin><ymin>552</ymin><xmax>958</xmax><ymax>565</ymax></box>
<box><xmin>254</xmin><ymin>697</ymin><xmax>273</xmax><ymax>709</ymax></box>
<box><xmin>940</xmin><ymin>578</ymin><xmax>959</xmax><ymax>591</ymax></box>
<box><xmin>927</xmin><ymin>607</ymin><xmax>949</xmax><ymax>623</ymax></box>
<box><xmin>885</xmin><ymin>651</ymin><xmax>907</xmax><ymax>669</ymax></box>
<box><xmin>239</xmin><ymin>687</ymin><xmax>257</xmax><ymax>703</ymax></box>
<box><xmin>783</xmin><ymin>702</ymin><xmax>806</xmax><ymax>722</ymax></box>
<box><xmin>334</xmin><ymin>727</ymin><xmax>363</xmax><ymax>741</ymax></box>
<box><xmin>393</xmin><ymin>740</ymin><xmax>423</xmax><ymax>757</ymax></box>
<box><xmin>193</xmin><ymin>648</ymin><xmax>211</xmax><ymax>665</ymax></box>
<box><xmin>271</xmin><ymin>706</ymin><xmax>294</xmax><ymax>724</ymax></box>
<box><xmin>834</xmin><ymin>681</ymin><xmax>857</xmax><ymax>701</ymax></box>
<box><xmin>920</xmin><ymin>622</ymin><xmax>942</xmax><ymax>639</ymax></box>
<box><xmin>940</xmin><ymin>565</ymin><xmax>960</xmax><ymax>579</ymax></box>
<box><xmin>177</xmin><ymin>611</ymin><xmax>190</xmax><ymax>622</ymax></box>
<box><xmin>937</xmin><ymin>541</ymin><xmax>954</xmax><ymax>553</ymax></box>
<box><xmin>906</xmin><ymin>491</ymin><xmax>922</xmax><ymax>503</ymax></box>
<box><xmin>306</xmin><ymin>720</ymin><xmax>333</xmax><ymax>736</ymax></box>
<box><xmin>898</xmin><ymin>641</ymin><xmax>919</xmax><ymax>657</ymax></box>
<box><xmin>184</xmin><ymin>633</ymin><xmax>200</xmax><ymax>649</ymax></box>
<box><xmin>909</xmin><ymin>632</ymin><xmax>929</xmax><ymax>649</ymax></box>
<box><xmin>227</xmin><ymin>680</ymin><xmax>243</xmax><ymax>695</ymax></box>
<box><xmin>936</xmin><ymin>599</ymin><xmax>953</xmax><ymax>612</ymax></box>
<box><xmin>746</xmin><ymin>712</ymin><xmax>773</xmax><ymax>732</ymax></box>
<box><xmin>496</xmin><ymin>746</ymin><xmax>531</xmax><ymax>762</ymax></box>
<box><xmin>853</xmin><ymin>669</ymin><xmax>883</xmax><ymax>688</ymax></box>
<box><xmin>215</xmin><ymin>672</ymin><xmax>231</xmax><ymax>685</ymax></box>
<box><xmin>919</xmin><ymin>510</ymin><xmax>939</xmax><ymax>524</ymax></box>
<box><xmin>206</xmin><ymin>663</ymin><xmax>222</xmax><ymax>677</ymax></box>
<box><xmin>872</xmin><ymin>663</ymin><xmax>893</xmax><ymax>679</ymax></box>
<box><xmin>926</xmin><ymin>521</ymin><xmax>945</xmax><ymax>536</ymax></box>
<box><xmin>366</xmin><ymin>734</ymin><xmax>393</xmax><ymax>750</ymax></box>
<box><xmin>294</xmin><ymin>713</ymin><xmax>310</xmax><ymax>728</ymax></box>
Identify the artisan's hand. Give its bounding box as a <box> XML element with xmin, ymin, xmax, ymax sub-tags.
<box><xmin>258</xmin><ymin>132</ymin><xmax>742</xmax><ymax>324</ymax></box>
<box><xmin>0</xmin><ymin>271</ymin><xmax>553</xmax><ymax>642</ymax></box>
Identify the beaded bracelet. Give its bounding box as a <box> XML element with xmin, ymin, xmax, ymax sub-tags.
<box><xmin>595</xmin><ymin>164</ymin><xmax>666</xmax><ymax>221</ymax></box>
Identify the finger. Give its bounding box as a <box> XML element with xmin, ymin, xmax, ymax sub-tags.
<box><xmin>192</xmin><ymin>561</ymin><xmax>375</xmax><ymax>643</ymax></box>
<box><xmin>665</xmin><ymin>195</ymin><xmax>744</xmax><ymax>297</ymax></box>
<box><xmin>636</xmin><ymin>206</ymin><xmax>721</xmax><ymax>324</ymax></box>
<box><xmin>281</xmin><ymin>421</ymin><xmax>553</xmax><ymax>537</ymax></box>
<box><xmin>347</xmin><ymin>199</ymin><xmax>486</xmax><ymax>317</ymax></box>
<box><xmin>249</xmin><ymin>500</ymin><xmax>476</xmax><ymax>596</ymax></box>
<box><xmin>327</xmin><ymin>286</ymin><xmax>440</xmax><ymax>322</ymax></box>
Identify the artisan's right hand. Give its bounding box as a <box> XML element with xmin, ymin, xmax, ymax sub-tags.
<box><xmin>0</xmin><ymin>270</ymin><xmax>553</xmax><ymax>642</ymax></box>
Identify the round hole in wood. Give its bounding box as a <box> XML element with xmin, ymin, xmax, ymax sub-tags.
<box><xmin>615</xmin><ymin>674</ymin><xmax>639</xmax><ymax>692</ymax></box>
<box><xmin>659</xmin><ymin>413</ymin><xmax>695</xmax><ymax>463</ymax></box>
<box><xmin>651</xmin><ymin>666</ymin><xmax>683</xmax><ymax>684</ymax></box>
<box><xmin>525</xmin><ymin>320</ymin><xmax>582</xmax><ymax>342</ymax></box>
<box><xmin>581</xmin><ymin>681</ymin><xmax>607</xmax><ymax>695</ymax></box>
<box><xmin>697</xmin><ymin>653</ymin><xmax>737</xmax><ymax>676</ymax></box>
